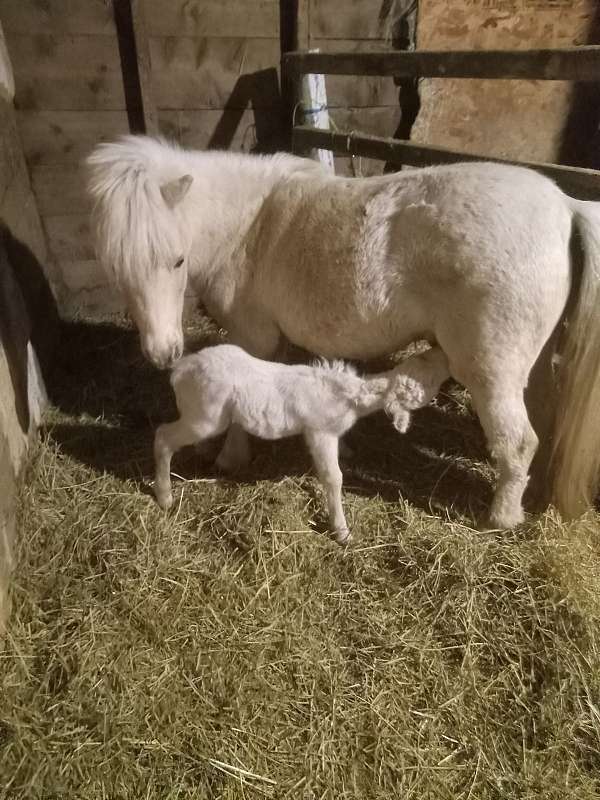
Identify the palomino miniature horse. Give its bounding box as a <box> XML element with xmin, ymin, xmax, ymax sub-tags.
<box><xmin>87</xmin><ymin>136</ymin><xmax>600</xmax><ymax>529</ymax></box>
<box><xmin>154</xmin><ymin>345</ymin><xmax>450</xmax><ymax>543</ymax></box>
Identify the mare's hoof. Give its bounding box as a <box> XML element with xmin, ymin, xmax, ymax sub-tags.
<box><xmin>334</xmin><ymin>527</ymin><xmax>351</xmax><ymax>545</ymax></box>
<box><xmin>154</xmin><ymin>488</ymin><xmax>173</xmax><ymax>510</ymax></box>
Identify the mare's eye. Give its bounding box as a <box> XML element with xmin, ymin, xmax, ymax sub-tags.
<box><xmin>174</xmin><ymin>257</ymin><xmax>184</xmax><ymax>269</ymax></box>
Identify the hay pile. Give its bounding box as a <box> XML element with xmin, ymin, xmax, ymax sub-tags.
<box><xmin>1</xmin><ymin>318</ymin><xmax>600</xmax><ymax>799</ymax></box>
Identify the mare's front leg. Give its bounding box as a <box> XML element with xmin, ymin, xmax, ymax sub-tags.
<box><xmin>215</xmin><ymin>317</ymin><xmax>283</xmax><ymax>473</ymax></box>
<box><xmin>304</xmin><ymin>431</ymin><xmax>350</xmax><ymax>544</ymax></box>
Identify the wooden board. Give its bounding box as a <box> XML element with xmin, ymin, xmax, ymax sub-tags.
<box><xmin>309</xmin><ymin>39</ymin><xmax>398</xmax><ymax>107</ymax></box>
<box><xmin>17</xmin><ymin>110</ymin><xmax>129</xmax><ymax>166</ymax></box>
<box><xmin>310</xmin><ymin>0</ymin><xmax>395</xmax><ymax>40</ymax></box>
<box><xmin>144</xmin><ymin>0</ymin><xmax>279</xmax><ymax>38</ymax></box>
<box><xmin>158</xmin><ymin>108</ymin><xmax>283</xmax><ymax>152</ymax></box>
<box><xmin>284</xmin><ymin>45</ymin><xmax>600</xmax><ymax>81</ymax></box>
<box><xmin>0</xmin><ymin>100</ymin><xmax>29</xmax><ymax>208</ymax></box>
<box><xmin>412</xmin><ymin>0</ymin><xmax>598</xmax><ymax>165</ymax></box>
<box><xmin>0</xmin><ymin>0</ymin><xmax>115</xmax><ymax>35</ymax></box>
<box><xmin>328</xmin><ymin>106</ymin><xmax>400</xmax><ymax>138</ymax></box>
<box><xmin>44</xmin><ymin>215</ymin><xmax>94</xmax><ymax>262</ymax></box>
<box><xmin>149</xmin><ymin>36</ymin><xmax>281</xmax><ymax>109</ymax></box>
<box><xmin>31</xmin><ymin>165</ymin><xmax>90</xmax><ymax>215</ymax></box>
<box><xmin>6</xmin><ymin>34</ymin><xmax>125</xmax><ymax>111</ymax></box>
<box><xmin>293</xmin><ymin>125</ymin><xmax>600</xmax><ymax>199</ymax></box>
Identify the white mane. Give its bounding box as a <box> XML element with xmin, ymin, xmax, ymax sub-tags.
<box><xmin>86</xmin><ymin>136</ymin><xmax>190</xmax><ymax>286</ymax></box>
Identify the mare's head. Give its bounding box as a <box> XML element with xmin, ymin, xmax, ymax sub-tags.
<box><xmin>87</xmin><ymin>136</ymin><xmax>193</xmax><ymax>369</ymax></box>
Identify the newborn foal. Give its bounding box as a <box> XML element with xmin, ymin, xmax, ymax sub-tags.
<box><xmin>154</xmin><ymin>345</ymin><xmax>449</xmax><ymax>542</ymax></box>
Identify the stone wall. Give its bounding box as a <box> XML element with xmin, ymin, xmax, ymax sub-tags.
<box><xmin>0</xmin><ymin>19</ymin><xmax>55</xmax><ymax>631</ymax></box>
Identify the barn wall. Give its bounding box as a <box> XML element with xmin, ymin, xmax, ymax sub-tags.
<box><xmin>0</xmin><ymin>20</ymin><xmax>55</xmax><ymax>631</ymax></box>
<box><xmin>413</xmin><ymin>0</ymin><xmax>599</xmax><ymax>163</ymax></box>
<box><xmin>1</xmin><ymin>0</ymin><xmax>404</xmax><ymax>315</ymax></box>
<box><xmin>1</xmin><ymin>1</ymin><xmax>598</xmax><ymax>318</ymax></box>
<box><xmin>0</xmin><ymin>0</ymin><xmax>129</xmax><ymax>317</ymax></box>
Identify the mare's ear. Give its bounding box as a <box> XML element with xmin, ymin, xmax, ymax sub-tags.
<box><xmin>160</xmin><ymin>174</ymin><xmax>193</xmax><ymax>209</ymax></box>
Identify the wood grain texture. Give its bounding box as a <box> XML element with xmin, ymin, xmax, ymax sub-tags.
<box><xmin>309</xmin><ymin>39</ymin><xmax>398</xmax><ymax>107</ymax></box>
<box><xmin>158</xmin><ymin>108</ymin><xmax>282</xmax><ymax>152</ymax></box>
<box><xmin>44</xmin><ymin>215</ymin><xmax>94</xmax><ymax>262</ymax></box>
<box><xmin>6</xmin><ymin>34</ymin><xmax>126</xmax><ymax>111</ymax></box>
<box><xmin>311</xmin><ymin>0</ymin><xmax>393</xmax><ymax>40</ymax></box>
<box><xmin>0</xmin><ymin>0</ymin><xmax>115</xmax><ymax>35</ymax></box>
<box><xmin>31</xmin><ymin>165</ymin><xmax>90</xmax><ymax>215</ymax></box>
<box><xmin>144</xmin><ymin>0</ymin><xmax>278</xmax><ymax>38</ymax></box>
<box><xmin>413</xmin><ymin>0</ymin><xmax>598</xmax><ymax>164</ymax></box>
<box><xmin>149</xmin><ymin>36</ymin><xmax>281</xmax><ymax>109</ymax></box>
<box><xmin>293</xmin><ymin>125</ymin><xmax>600</xmax><ymax>199</ymax></box>
<box><xmin>18</xmin><ymin>110</ymin><xmax>129</xmax><ymax>165</ymax></box>
<box><xmin>284</xmin><ymin>45</ymin><xmax>600</xmax><ymax>81</ymax></box>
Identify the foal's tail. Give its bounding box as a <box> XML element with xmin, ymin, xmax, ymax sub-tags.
<box><xmin>550</xmin><ymin>200</ymin><xmax>600</xmax><ymax>518</ymax></box>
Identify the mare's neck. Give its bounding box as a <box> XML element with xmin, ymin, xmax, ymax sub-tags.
<box><xmin>181</xmin><ymin>152</ymin><xmax>308</xmax><ymax>290</ymax></box>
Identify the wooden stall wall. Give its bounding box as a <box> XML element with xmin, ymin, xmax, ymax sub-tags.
<box><xmin>2</xmin><ymin>1</ymin><xmax>598</xmax><ymax>316</ymax></box>
<box><xmin>0</xmin><ymin>0</ymin><xmax>129</xmax><ymax>316</ymax></box>
<box><xmin>413</xmin><ymin>0</ymin><xmax>599</xmax><ymax>164</ymax></box>
<box><xmin>297</xmin><ymin>0</ymin><xmax>405</xmax><ymax>176</ymax></box>
<box><xmin>0</xmin><ymin>19</ymin><xmax>54</xmax><ymax>631</ymax></box>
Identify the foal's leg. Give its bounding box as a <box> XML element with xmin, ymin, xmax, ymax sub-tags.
<box><xmin>304</xmin><ymin>431</ymin><xmax>350</xmax><ymax>544</ymax></box>
<box><xmin>154</xmin><ymin>416</ymin><xmax>227</xmax><ymax>509</ymax></box>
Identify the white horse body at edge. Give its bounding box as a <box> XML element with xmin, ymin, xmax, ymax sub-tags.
<box><xmin>87</xmin><ymin>135</ymin><xmax>600</xmax><ymax>529</ymax></box>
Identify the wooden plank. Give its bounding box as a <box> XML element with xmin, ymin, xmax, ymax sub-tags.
<box><xmin>0</xmin><ymin>99</ymin><xmax>29</xmax><ymax>209</ymax></box>
<box><xmin>158</xmin><ymin>108</ymin><xmax>282</xmax><ymax>152</ymax></box>
<box><xmin>0</xmin><ymin>0</ymin><xmax>115</xmax><ymax>35</ymax></box>
<box><xmin>150</xmin><ymin>37</ymin><xmax>281</xmax><ymax>109</ymax></box>
<box><xmin>144</xmin><ymin>0</ymin><xmax>278</xmax><ymax>37</ymax></box>
<box><xmin>328</xmin><ymin>106</ymin><xmax>400</xmax><ymax>138</ymax></box>
<box><xmin>17</xmin><ymin>110</ymin><xmax>129</xmax><ymax>166</ymax></box>
<box><xmin>44</xmin><ymin>215</ymin><xmax>94</xmax><ymax>261</ymax></box>
<box><xmin>309</xmin><ymin>39</ymin><xmax>399</xmax><ymax>107</ymax></box>
<box><xmin>31</xmin><ymin>165</ymin><xmax>90</xmax><ymax>215</ymax></box>
<box><xmin>284</xmin><ymin>45</ymin><xmax>600</xmax><ymax>81</ymax></box>
<box><xmin>310</xmin><ymin>0</ymin><xmax>395</xmax><ymax>40</ymax></box>
<box><xmin>114</xmin><ymin>0</ymin><xmax>158</xmax><ymax>134</ymax></box>
<box><xmin>292</xmin><ymin>125</ymin><xmax>600</xmax><ymax>199</ymax></box>
<box><xmin>6</xmin><ymin>34</ymin><xmax>125</xmax><ymax>111</ymax></box>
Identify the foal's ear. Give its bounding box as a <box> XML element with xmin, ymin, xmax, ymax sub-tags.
<box><xmin>160</xmin><ymin>174</ymin><xmax>193</xmax><ymax>208</ymax></box>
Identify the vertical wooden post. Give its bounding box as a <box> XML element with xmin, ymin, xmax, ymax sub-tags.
<box><xmin>280</xmin><ymin>0</ymin><xmax>310</xmax><ymax>149</ymax></box>
<box><xmin>113</xmin><ymin>0</ymin><xmax>158</xmax><ymax>136</ymax></box>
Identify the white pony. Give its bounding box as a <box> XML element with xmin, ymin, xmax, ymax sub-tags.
<box><xmin>154</xmin><ymin>344</ymin><xmax>450</xmax><ymax>543</ymax></box>
<box><xmin>87</xmin><ymin>136</ymin><xmax>600</xmax><ymax>529</ymax></box>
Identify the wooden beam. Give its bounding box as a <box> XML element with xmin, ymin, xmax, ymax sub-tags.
<box><xmin>292</xmin><ymin>126</ymin><xmax>600</xmax><ymax>200</ymax></box>
<box><xmin>284</xmin><ymin>46</ymin><xmax>600</xmax><ymax>81</ymax></box>
<box><xmin>113</xmin><ymin>0</ymin><xmax>158</xmax><ymax>135</ymax></box>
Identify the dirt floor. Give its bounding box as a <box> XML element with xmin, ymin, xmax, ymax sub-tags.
<box><xmin>1</xmin><ymin>317</ymin><xmax>599</xmax><ymax>799</ymax></box>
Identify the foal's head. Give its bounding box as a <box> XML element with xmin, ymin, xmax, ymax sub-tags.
<box><xmin>88</xmin><ymin>138</ymin><xmax>193</xmax><ymax>369</ymax></box>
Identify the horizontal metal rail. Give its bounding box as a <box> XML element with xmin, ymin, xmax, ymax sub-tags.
<box><xmin>283</xmin><ymin>46</ymin><xmax>600</xmax><ymax>81</ymax></box>
<box><xmin>293</xmin><ymin>125</ymin><xmax>600</xmax><ymax>199</ymax></box>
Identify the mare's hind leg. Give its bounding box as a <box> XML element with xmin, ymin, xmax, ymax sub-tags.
<box><xmin>154</xmin><ymin>417</ymin><xmax>227</xmax><ymax>509</ymax></box>
<box><xmin>468</xmin><ymin>381</ymin><xmax>539</xmax><ymax>530</ymax></box>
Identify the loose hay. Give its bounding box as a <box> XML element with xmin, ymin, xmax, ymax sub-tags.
<box><xmin>1</xmin><ymin>318</ymin><xmax>600</xmax><ymax>799</ymax></box>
